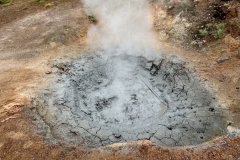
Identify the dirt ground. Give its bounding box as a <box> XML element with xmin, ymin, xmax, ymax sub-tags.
<box><xmin>0</xmin><ymin>0</ymin><xmax>240</xmax><ymax>159</ymax></box>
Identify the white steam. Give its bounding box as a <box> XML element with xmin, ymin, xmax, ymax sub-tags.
<box><xmin>82</xmin><ymin>0</ymin><xmax>157</xmax><ymax>52</ymax></box>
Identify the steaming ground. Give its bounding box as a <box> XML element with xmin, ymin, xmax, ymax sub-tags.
<box><xmin>32</xmin><ymin>50</ymin><xmax>229</xmax><ymax>148</ymax></box>
<box><xmin>26</xmin><ymin>0</ymin><xmax>228</xmax><ymax>148</ymax></box>
<box><xmin>82</xmin><ymin>0</ymin><xmax>156</xmax><ymax>49</ymax></box>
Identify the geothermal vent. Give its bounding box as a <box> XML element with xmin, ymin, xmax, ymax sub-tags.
<box><xmin>32</xmin><ymin>51</ymin><xmax>228</xmax><ymax>148</ymax></box>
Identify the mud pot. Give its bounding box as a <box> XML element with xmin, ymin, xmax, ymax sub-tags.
<box><xmin>31</xmin><ymin>49</ymin><xmax>229</xmax><ymax>148</ymax></box>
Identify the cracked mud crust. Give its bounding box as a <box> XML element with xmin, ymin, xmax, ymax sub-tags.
<box><xmin>32</xmin><ymin>51</ymin><xmax>229</xmax><ymax>148</ymax></box>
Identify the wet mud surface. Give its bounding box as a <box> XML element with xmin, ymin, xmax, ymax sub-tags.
<box><xmin>32</xmin><ymin>51</ymin><xmax>229</xmax><ymax>148</ymax></box>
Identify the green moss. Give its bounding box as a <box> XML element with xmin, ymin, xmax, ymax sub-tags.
<box><xmin>217</xmin><ymin>29</ymin><xmax>223</xmax><ymax>38</ymax></box>
<box><xmin>217</xmin><ymin>24</ymin><xmax>225</xmax><ymax>30</ymax></box>
<box><xmin>212</xmin><ymin>24</ymin><xmax>225</xmax><ymax>39</ymax></box>
<box><xmin>2</xmin><ymin>3</ymin><xmax>11</xmax><ymax>7</ymax></box>
<box><xmin>223</xmin><ymin>3</ymin><xmax>229</xmax><ymax>8</ymax></box>
<box><xmin>199</xmin><ymin>30</ymin><xmax>208</xmax><ymax>36</ymax></box>
<box><xmin>0</xmin><ymin>0</ymin><xmax>12</xmax><ymax>3</ymax></box>
<box><xmin>1</xmin><ymin>0</ymin><xmax>13</xmax><ymax>7</ymax></box>
<box><xmin>88</xmin><ymin>15</ymin><xmax>97</xmax><ymax>23</ymax></box>
<box><xmin>22</xmin><ymin>6</ymin><xmax>28</xmax><ymax>10</ymax></box>
<box><xmin>45</xmin><ymin>2</ymin><xmax>54</xmax><ymax>7</ymax></box>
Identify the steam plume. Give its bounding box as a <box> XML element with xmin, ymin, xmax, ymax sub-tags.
<box><xmin>82</xmin><ymin>0</ymin><xmax>157</xmax><ymax>52</ymax></box>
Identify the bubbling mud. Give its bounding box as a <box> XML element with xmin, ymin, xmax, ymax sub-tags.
<box><xmin>33</xmin><ymin>50</ymin><xmax>229</xmax><ymax>148</ymax></box>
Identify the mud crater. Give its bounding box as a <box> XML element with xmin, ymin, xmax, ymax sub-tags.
<box><xmin>33</xmin><ymin>51</ymin><xmax>229</xmax><ymax>148</ymax></box>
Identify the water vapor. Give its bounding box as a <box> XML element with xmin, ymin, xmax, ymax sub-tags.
<box><xmin>82</xmin><ymin>0</ymin><xmax>157</xmax><ymax>53</ymax></box>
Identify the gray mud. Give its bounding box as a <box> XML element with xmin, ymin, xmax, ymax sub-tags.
<box><xmin>32</xmin><ymin>51</ymin><xmax>229</xmax><ymax>148</ymax></box>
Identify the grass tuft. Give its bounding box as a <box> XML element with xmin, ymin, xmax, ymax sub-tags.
<box><xmin>199</xmin><ymin>30</ymin><xmax>208</xmax><ymax>36</ymax></box>
<box><xmin>44</xmin><ymin>2</ymin><xmax>54</xmax><ymax>8</ymax></box>
<box><xmin>190</xmin><ymin>41</ymin><xmax>197</xmax><ymax>45</ymax></box>
<box><xmin>88</xmin><ymin>15</ymin><xmax>97</xmax><ymax>23</ymax></box>
<box><xmin>22</xmin><ymin>6</ymin><xmax>28</xmax><ymax>10</ymax></box>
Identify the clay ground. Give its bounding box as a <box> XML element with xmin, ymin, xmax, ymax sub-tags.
<box><xmin>0</xmin><ymin>0</ymin><xmax>240</xmax><ymax>159</ymax></box>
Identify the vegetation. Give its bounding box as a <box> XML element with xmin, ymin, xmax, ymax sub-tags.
<box><xmin>223</xmin><ymin>3</ymin><xmax>230</xmax><ymax>8</ymax></box>
<box><xmin>190</xmin><ymin>41</ymin><xmax>197</xmax><ymax>45</ymax></box>
<box><xmin>0</xmin><ymin>0</ymin><xmax>11</xmax><ymax>3</ymax></box>
<box><xmin>22</xmin><ymin>6</ymin><xmax>28</xmax><ymax>10</ymax></box>
<box><xmin>217</xmin><ymin>23</ymin><xmax>225</xmax><ymax>30</ymax></box>
<box><xmin>1</xmin><ymin>0</ymin><xmax>13</xmax><ymax>7</ymax></box>
<box><xmin>88</xmin><ymin>15</ymin><xmax>97</xmax><ymax>23</ymax></box>
<box><xmin>190</xmin><ymin>22</ymin><xmax>226</xmax><ymax>47</ymax></box>
<box><xmin>213</xmin><ymin>24</ymin><xmax>225</xmax><ymax>38</ymax></box>
<box><xmin>2</xmin><ymin>3</ymin><xmax>11</xmax><ymax>7</ymax></box>
<box><xmin>199</xmin><ymin>30</ymin><xmax>208</xmax><ymax>36</ymax></box>
<box><xmin>45</xmin><ymin>2</ymin><xmax>54</xmax><ymax>8</ymax></box>
<box><xmin>206</xmin><ymin>23</ymin><xmax>213</xmax><ymax>28</ymax></box>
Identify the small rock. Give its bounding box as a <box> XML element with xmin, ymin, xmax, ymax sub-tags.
<box><xmin>113</xmin><ymin>133</ymin><xmax>121</xmax><ymax>138</ymax></box>
<box><xmin>45</xmin><ymin>71</ymin><xmax>52</xmax><ymax>74</ymax></box>
<box><xmin>217</xmin><ymin>57</ymin><xmax>231</xmax><ymax>63</ymax></box>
